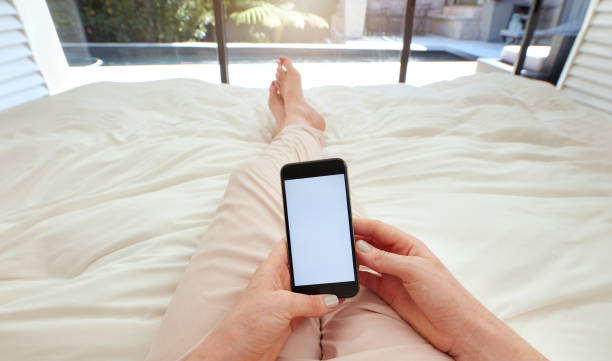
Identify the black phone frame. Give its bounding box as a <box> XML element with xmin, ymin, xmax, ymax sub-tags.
<box><xmin>280</xmin><ymin>158</ymin><xmax>359</xmax><ymax>298</ymax></box>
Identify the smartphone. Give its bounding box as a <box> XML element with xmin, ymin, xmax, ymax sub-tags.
<box><xmin>280</xmin><ymin>158</ymin><xmax>359</xmax><ymax>298</ymax></box>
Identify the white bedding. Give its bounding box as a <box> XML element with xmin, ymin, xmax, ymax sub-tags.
<box><xmin>0</xmin><ymin>74</ymin><xmax>611</xmax><ymax>361</ymax></box>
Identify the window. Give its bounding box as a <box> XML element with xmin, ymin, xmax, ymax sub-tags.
<box><xmin>43</xmin><ymin>0</ymin><xmax>589</xmax><ymax>90</ymax></box>
<box><xmin>46</xmin><ymin>0</ymin><xmax>220</xmax><ymax>85</ymax></box>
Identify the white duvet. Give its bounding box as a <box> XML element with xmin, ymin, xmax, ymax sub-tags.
<box><xmin>0</xmin><ymin>74</ymin><xmax>611</xmax><ymax>361</ymax></box>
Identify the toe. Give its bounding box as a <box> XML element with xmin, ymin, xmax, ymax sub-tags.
<box><xmin>280</xmin><ymin>56</ymin><xmax>293</xmax><ymax>69</ymax></box>
<box><xmin>280</xmin><ymin>56</ymin><xmax>299</xmax><ymax>82</ymax></box>
<box><xmin>268</xmin><ymin>82</ymin><xmax>279</xmax><ymax>105</ymax></box>
<box><xmin>269</xmin><ymin>81</ymin><xmax>283</xmax><ymax>102</ymax></box>
<box><xmin>269</xmin><ymin>81</ymin><xmax>276</xmax><ymax>96</ymax></box>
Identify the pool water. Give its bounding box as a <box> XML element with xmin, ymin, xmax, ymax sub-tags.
<box><xmin>63</xmin><ymin>44</ymin><xmax>475</xmax><ymax>67</ymax></box>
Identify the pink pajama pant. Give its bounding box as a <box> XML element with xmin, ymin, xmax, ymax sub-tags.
<box><xmin>145</xmin><ymin>126</ymin><xmax>452</xmax><ymax>361</ymax></box>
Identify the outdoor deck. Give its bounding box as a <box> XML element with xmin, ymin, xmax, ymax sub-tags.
<box><xmin>62</xmin><ymin>36</ymin><xmax>506</xmax><ymax>91</ymax></box>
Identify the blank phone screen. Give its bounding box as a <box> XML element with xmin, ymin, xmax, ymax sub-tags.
<box><xmin>284</xmin><ymin>174</ymin><xmax>355</xmax><ymax>286</ymax></box>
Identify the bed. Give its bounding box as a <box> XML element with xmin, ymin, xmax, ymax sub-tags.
<box><xmin>0</xmin><ymin>73</ymin><xmax>611</xmax><ymax>360</ymax></box>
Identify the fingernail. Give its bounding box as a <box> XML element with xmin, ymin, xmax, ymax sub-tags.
<box><xmin>357</xmin><ymin>240</ymin><xmax>371</xmax><ymax>253</ymax></box>
<box><xmin>324</xmin><ymin>295</ymin><xmax>339</xmax><ymax>308</ymax></box>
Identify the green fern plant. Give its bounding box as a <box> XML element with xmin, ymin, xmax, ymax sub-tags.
<box><xmin>230</xmin><ymin>1</ymin><xmax>328</xmax><ymax>41</ymax></box>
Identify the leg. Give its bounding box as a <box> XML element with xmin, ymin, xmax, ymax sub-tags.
<box><xmin>146</xmin><ymin>59</ymin><xmax>327</xmax><ymax>361</ymax></box>
<box><xmin>271</xmin><ymin>57</ymin><xmax>446</xmax><ymax>360</ymax></box>
<box><xmin>320</xmin><ymin>209</ymin><xmax>452</xmax><ymax>360</ymax></box>
<box><xmin>320</xmin><ymin>289</ymin><xmax>454</xmax><ymax>360</ymax></box>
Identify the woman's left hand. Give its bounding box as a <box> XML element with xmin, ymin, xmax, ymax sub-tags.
<box><xmin>187</xmin><ymin>239</ymin><xmax>341</xmax><ymax>361</ymax></box>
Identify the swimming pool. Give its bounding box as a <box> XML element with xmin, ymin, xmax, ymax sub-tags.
<box><xmin>62</xmin><ymin>43</ymin><xmax>475</xmax><ymax>66</ymax></box>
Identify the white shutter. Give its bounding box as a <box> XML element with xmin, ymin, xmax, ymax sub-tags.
<box><xmin>558</xmin><ymin>0</ymin><xmax>612</xmax><ymax>115</ymax></box>
<box><xmin>0</xmin><ymin>0</ymin><xmax>48</xmax><ymax>112</ymax></box>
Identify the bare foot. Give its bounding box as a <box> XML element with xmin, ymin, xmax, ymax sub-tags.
<box><xmin>274</xmin><ymin>56</ymin><xmax>325</xmax><ymax>131</ymax></box>
<box><xmin>267</xmin><ymin>80</ymin><xmax>285</xmax><ymax>128</ymax></box>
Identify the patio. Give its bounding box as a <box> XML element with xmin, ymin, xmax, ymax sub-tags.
<box><xmin>62</xmin><ymin>35</ymin><xmax>505</xmax><ymax>90</ymax></box>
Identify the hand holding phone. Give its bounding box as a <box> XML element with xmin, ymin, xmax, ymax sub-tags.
<box><xmin>281</xmin><ymin>158</ymin><xmax>359</xmax><ymax>298</ymax></box>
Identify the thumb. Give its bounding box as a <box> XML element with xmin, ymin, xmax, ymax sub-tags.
<box><xmin>284</xmin><ymin>291</ymin><xmax>340</xmax><ymax>318</ymax></box>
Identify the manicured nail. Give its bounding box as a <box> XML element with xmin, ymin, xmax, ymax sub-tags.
<box><xmin>324</xmin><ymin>295</ymin><xmax>339</xmax><ymax>308</ymax></box>
<box><xmin>357</xmin><ymin>240</ymin><xmax>371</xmax><ymax>253</ymax></box>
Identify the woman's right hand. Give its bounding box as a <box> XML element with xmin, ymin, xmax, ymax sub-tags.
<box><xmin>353</xmin><ymin>218</ymin><xmax>548</xmax><ymax>361</ymax></box>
